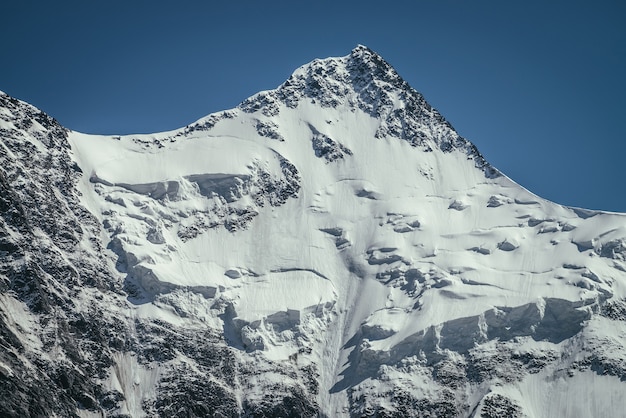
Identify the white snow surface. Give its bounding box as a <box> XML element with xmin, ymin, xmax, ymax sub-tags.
<box><xmin>62</xmin><ymin>46</ymin><xmax>626</xmax><ymax>416</ymax></box>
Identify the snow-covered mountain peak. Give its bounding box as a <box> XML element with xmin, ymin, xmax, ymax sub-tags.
<box><xmin>236</xmin><ymin>45</ymin><xmax>497</xmax><ymax>177</ymax></box>
<box><xmin>346</xmin><ymin>43</ymin><xmax>409</xmax><ymax>90</ymax></box>
<box><xmin>240</xmin><ymin>43</ymin><xmax>416</xmax><ymax>118</ymax></box>
<box><xmin>2</xmin><ymin>48</ymin><xmax>626</xmax><ymax>417</ymax></box>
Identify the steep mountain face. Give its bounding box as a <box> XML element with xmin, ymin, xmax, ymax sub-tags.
<box><xmin>1</xmin><ymin>45</ymin><xmax>626</xmax><ymax>417</ymax></box>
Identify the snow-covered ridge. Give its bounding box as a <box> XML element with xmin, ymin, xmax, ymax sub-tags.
<box><xmin>2</xmin><ymin>46</ymin><xmax>626</xmax><ymax>417</ymax></box>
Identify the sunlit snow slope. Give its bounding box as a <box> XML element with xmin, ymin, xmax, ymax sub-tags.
<box><xmin>2</xmin><ymin>46</ymin><xmax>626</xmax><ymax>417</ymax></box>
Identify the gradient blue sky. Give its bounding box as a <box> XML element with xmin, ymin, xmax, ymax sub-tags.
<box><xmin>3</xmin><ymin>1</ymin><xmax>625</xmax><ymax>211</ymax></box>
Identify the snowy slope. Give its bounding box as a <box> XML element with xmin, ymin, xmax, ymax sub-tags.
<box><xmin>2</xmin><ymin>45</ymin><xmax>626</xmax><ymax>417</ymax></box>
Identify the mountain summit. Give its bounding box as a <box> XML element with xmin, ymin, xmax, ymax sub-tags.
<box><xmin>1</xmin><ymin>47</ymin><xmax>626</xmax><ymax>417</ymax></box>
<box><xmin>238</xmin><ymin>45</ymin><xmax>495</xmax><ymax>175</ymax></box>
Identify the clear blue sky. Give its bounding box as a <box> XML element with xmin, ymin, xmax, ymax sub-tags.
<box><xmin>3</xmin><ymin>1</ymin><xmax>625</xmax><ymax>212</ymax></box>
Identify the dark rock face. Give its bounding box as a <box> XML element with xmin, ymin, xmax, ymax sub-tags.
<box><xmin>0</xmin><ymin>91</ymin><xmax>121</xmax><ymax>416</ymax></box>
<box><xmin>479</xmin><ymin>394</ymin><xmax>525</xmax><ymax>418</ymax></box>
<box><xmin>308</xmin><ymin>123</ymin><xmax>352</xmax><ymax>163</ymax></box>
